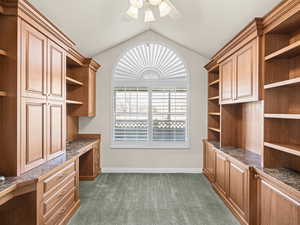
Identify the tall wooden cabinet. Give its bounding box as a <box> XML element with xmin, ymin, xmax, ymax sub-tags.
<box><xmin>20</xmin><ymin>20</ymin><xmax>67</xmax><ymax>173</ymax></box>
<box><xmin>0</xmin><ymin>0</ymin><xmax>74</xmax><ymax>176</ymax></box>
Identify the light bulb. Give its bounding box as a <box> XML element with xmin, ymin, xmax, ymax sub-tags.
<box><xmin>144</xmin><ymin>8</ymin><xmax>155</xmax><ymax>22</ymax></box>
<box><xmin>159</xmin><ymin>1</ymin><xmax>171</xmax><ymax>17</ymax></box>
<box><xmin>149</xmin><ymin>0</ymin><xmax>162</xmax><ymax>6</ymax></box>
<box><xmin>127</xmin><ymin>6</ymin><xmax>138</xmax><ymax>19</ymax></box>
<box><xmin>129</xmin><ymin>0</ymin><xmax>143</xmax><ymax>8</ymax></box>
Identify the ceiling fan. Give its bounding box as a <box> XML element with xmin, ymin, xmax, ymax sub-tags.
<box><xmin>126</xmin><ymin>0</ymin><xmax>181</xmax><ymax>23</ymax></box>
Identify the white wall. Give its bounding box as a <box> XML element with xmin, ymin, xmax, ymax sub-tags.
<box><xmin>79</xmin><ymin>30</ymin><xmax>208</xmax><ymax>171</ymax></box>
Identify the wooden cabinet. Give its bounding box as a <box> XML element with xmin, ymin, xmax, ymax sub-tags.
<box><xmin>47</xmin><ymin>40</ymin><xmax>66</xmax><ymax>101</ymax></box>
<box><xmin>21</xmin><ymin>21</ymin><xmax>47</xmax><ymax>99</ymax></box>
<box><xmin>228</xmin><ymin>160</ymin><xmax>249</xmax><ymax>222</ymax></box>
<box><xmin>219</xmin><ymin>39</ymin><xmax>260</xmax><ymax>105</ymax></box>
<box><xmin>215</xmin><ymin>151</ymin><xmax>228</xmax><ymax>196</ymax></box>
<box><xmin>204</xmin><ymin>141</ymin><xmax>252</xmax><ymax>225</ymax></box>
<box><xmin>203</xmin><ymin>141</ymin><xmax>216</xmax><ymax>182</ymax></box>
<box><xmin>258</xmin><ymin>175</ymin><xmax>300</xmax><ymax>225</ymax></box>
<box><xmin>47</xmin><ymin>101</ymin><xmax>66</xmax><ymax>160</ymax></box>
<box><xmin>21</xmin><ymin>98</ymin><xmax>47</xmax><ymax>172</ymax></box>
<box><xmin>220</xmin><ymin>57</ymin><xmax>235</xmax><ymax>104</ymax></box>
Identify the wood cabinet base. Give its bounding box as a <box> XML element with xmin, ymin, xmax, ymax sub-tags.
<box><xmin>212</xmin><ymin>183</ymin><xmax>249</xmax><ymax>225</ymax></box>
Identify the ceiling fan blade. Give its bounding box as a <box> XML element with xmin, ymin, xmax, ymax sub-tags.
<box><xmin>165</xmin><ymin>0</ymin><xmax>182</xmax><ymax>20</ymax></box>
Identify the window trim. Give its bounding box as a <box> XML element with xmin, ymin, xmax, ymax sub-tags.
<box><xmin>111</xmin><ymin>42</ymin><xmax>191</xmax><ymax>149</ymax></box>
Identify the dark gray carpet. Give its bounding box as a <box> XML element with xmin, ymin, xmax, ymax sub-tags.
<box><xmin>68</xmin><ymin>174</ymin><xmax>240</xmax><ymax>225</ymax></box>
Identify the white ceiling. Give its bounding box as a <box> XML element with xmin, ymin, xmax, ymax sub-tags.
<box><xmin>28</xmin><ymin>0</ymin><xmax>282</xmax><ymax>58</ymax></box>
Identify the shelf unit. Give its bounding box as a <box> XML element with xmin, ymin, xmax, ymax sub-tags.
<box><xmin>0</xmin><ymin>91</ymin><xmax>7</xmax><ymax>97</ymax></box>
<box><xmin>66</xmin><ymin>76</ymin><xmax>84</xmax><ymax>86</ymax></box>
<box><xmin>205</xmin><ymin>62</ymin><xmax>221</xmax><ymax>143</ymax></box>
<box><xmin>0</xmin><ymin>49</ymin><xmax>7</xmax><ymax>56</ymax></box>
<box><xmin>263</xmin><ymin>10</ymin><xmax>300</xmax><ymax>172</ymax></box>
<box><xmin>66</xmin><ymin>100</ymin><xmax>83</xmax><ymax>105</ymax></box>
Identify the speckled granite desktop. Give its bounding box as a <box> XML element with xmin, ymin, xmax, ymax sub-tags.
<box><xmin>0</xmin><ymin>138</ymin><xmax>99</xmax><ymax>195</ymax></box>
<box><xmin>207</xmin><ymin>140</ymin><xmax>261</xmax><ymax>168</ymax></box>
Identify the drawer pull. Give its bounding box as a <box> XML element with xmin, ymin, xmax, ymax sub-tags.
<box><xmin>58</xmin><ymin>173</ymin><xmax>65</xmax><ymax>180</ymax></box>
<box><xmin>59</xmin><ymin>207</ymin><xmax>67</xmax><ymax>215</ymax></box>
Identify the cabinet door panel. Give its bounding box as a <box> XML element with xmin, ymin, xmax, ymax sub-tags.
<box><xmin>220</xmin><ymin>57</ymin><xmax>234</xmax><ymax>104</ymax></box>
<box><xmin>260</xmin><ymin>179</ymin><xmax>300</xmax><ymax>225</ymax></box>
<box><xmin>208</xmin><ymin>145</ymin><xmax>216</xmax><ymax>182</ymax></box>
<box><xmin>21</xmin><ymin>21</ymin><xmax>47</xmax><ymax>99</ymax></box>
<box><xmin>236</xmin><ymin>40</ymin><xmax>258</xmax><ymax>102</ymax></box>
<box><xmin>215</xmin><ymin>152</ymin><xmax>227</xmax><ymax>195</ymax></box>
<box><xmin>48</xmin><ymin>40</ymin><xmax>66</xmax><ymax>101</ymax></box>
<box><xmin>228</xmin><ymin>162</ymin><xmax>249</xmax><ymax>219</ymax></box>
<box><xmin>21</xmin><ymin>98</ymin><xmax>47</xmax><ymax>172</ymax></box>
<box><xmin>48</xmin><ymin>101</ymin><xmax>66</xmax><ymax>159</ymax></box>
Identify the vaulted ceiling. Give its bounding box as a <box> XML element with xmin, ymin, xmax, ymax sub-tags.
<box><xmin>28</xmin><ymin>0</ymin><xmax>281</xmax><ymax>58</ymax></box>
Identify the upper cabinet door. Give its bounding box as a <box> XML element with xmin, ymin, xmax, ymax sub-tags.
<box><xmin>235</xmin><ymin>40</ymin><xmax>258</xmax><ymax>102</ymax></box>
<box><xmin>220</xmin><ymin>57</ymin><xmax>234</xmax><ymax>104</ymax></box>
<box><xmin>47</xmin><ymin>101</ymin><xmax>66</xmax><ymax>159</ymax></box>
<box><xmin>47</xmin><ymin>40</ymin><xmax>66</xmax><ymax>101</ymax></box>
<box><xmin>21</xmin><ymin>21</ymin><xmax>47</xmax><ymax>99</ymax></box>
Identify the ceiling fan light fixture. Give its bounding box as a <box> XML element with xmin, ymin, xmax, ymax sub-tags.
<box><xmin>144</xmin><ymin>8</ymin><xmax>155</xmax><ymax>22</ymax></box>
<box><xmin>127</xmin><ymin>6</ymin><xmax>139</xmax><ymax>19</ymax></box>
<box><xmin>149</xmin><ymin>0</ymin><xmax>162</xmax><ymax>6</ymax></box>
<box><xmin>159</xmin><ymin>1</ymin><xmax>172</xmax><ymax>17</ymax></box>
<box><xmin>129</xmin><ymin>0</ymin><xmax>143</xmax><ymax>9</ymax></box>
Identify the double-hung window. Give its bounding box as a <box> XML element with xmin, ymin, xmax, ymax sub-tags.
<box><xmin>112</xmin><ymin>43</ymin><xmax>189</xmax><ymax>148</ymax></box>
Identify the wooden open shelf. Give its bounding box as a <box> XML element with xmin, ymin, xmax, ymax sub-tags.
<box><xmin>208</xmin><ymin>96</ymin><xmax>219</xmax><ymax>101</ymax></box>
<box><xmin>0</xmin><ymin>91</ymin><xmax>7</xmax><ymax>97</ymax></box>
<box><xmin>265</xmin><ymin>40</ymin><xmax>300</xmax><ymax>61</ymax></box>
<box><xmin>264</xmin><ymin>114</ymin><xmax>300</xmax><ymax>119</ymax></box>
<box><xmin>264</xmin><ymin>77</ymin><xmax>300</xmax><ymax>89</ymax></box>
<box><xmin>264</xmin><ymin>142</ymin><xmax>300</xmax><ymax>157</ymax></box>
<box><xmin>209</xmin><ymin>79</ymin><xmax>219</xmax><ymax>86</ymax></box>
<box><xmin>66</xmin><ymin>100</ymin><xmax>83</xmax><ymax>105</ymax></box>
<box><xmin>66</xmin><ymin>76</ymin><xmax>83</xmax><ymax>86</ymax></box>
<box><xmin>209</xmin><ymin>112</ymin><xmax>220</xmax><ymax>116</ymax></box>
<box><xmin>0</xmin><ymin>49</ymin><xmax>7</xmax><ymax>56</ymax></box>
<box><xmin>208</xmin><ymin>127</ymin><xmax>220</xmax><ymax>133</ymax></box>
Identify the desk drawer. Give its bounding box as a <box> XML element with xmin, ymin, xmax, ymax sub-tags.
<box><xmin>43</xmin><ymin>176</ymin><xmax>76</xmax><ymax>214</ymax></box>
<box><xmin>43</xmin><ymin>162</ymin><xmax>75</xmax><ymax>193</ymax></box>
<box><xmin>45</xmin><ymin>190</ymin><xmax>75</xmax><ymax>225</ymax></box>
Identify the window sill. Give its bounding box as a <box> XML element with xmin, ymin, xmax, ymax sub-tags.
<box><xmin>110</xmin><ymin>144</ymin><xmax>190</xmax><ymax>150</ymax></box>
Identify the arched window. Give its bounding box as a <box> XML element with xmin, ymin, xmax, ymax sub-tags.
<box><xmin>112</xmin><ymin>43</ymin><xmax>189</xmax><ymax>148</ymax></box>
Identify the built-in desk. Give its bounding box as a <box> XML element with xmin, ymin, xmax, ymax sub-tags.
<box><xmin>0</xmin><ymin>136</ymin><xmax>101</xmax><ymax>225</ymax></box>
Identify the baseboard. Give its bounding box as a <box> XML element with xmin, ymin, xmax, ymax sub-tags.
<box><xmin>102</xmin><ymin>168</ymin><xmax>202</xmax><ymax>174</ymax></box>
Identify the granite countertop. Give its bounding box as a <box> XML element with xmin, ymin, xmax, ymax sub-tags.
<box><xmin>0</xmin><ymin>138</ymin><xmax>99</xmax><ymax>196</ymax></box>
<box><xmin>207</xmin><ymin>141</ymin><xmax>262</xmax><ymax>168</ymax></box>
<box><xmin>261</xmin><ymin>168</ymin><xmax>300</xmax><ymax>192</ymax></box>
<box><xmin>207</xmin><ymin>141</ymin><xmax>300</xmax><ymax>193</ymax></box>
